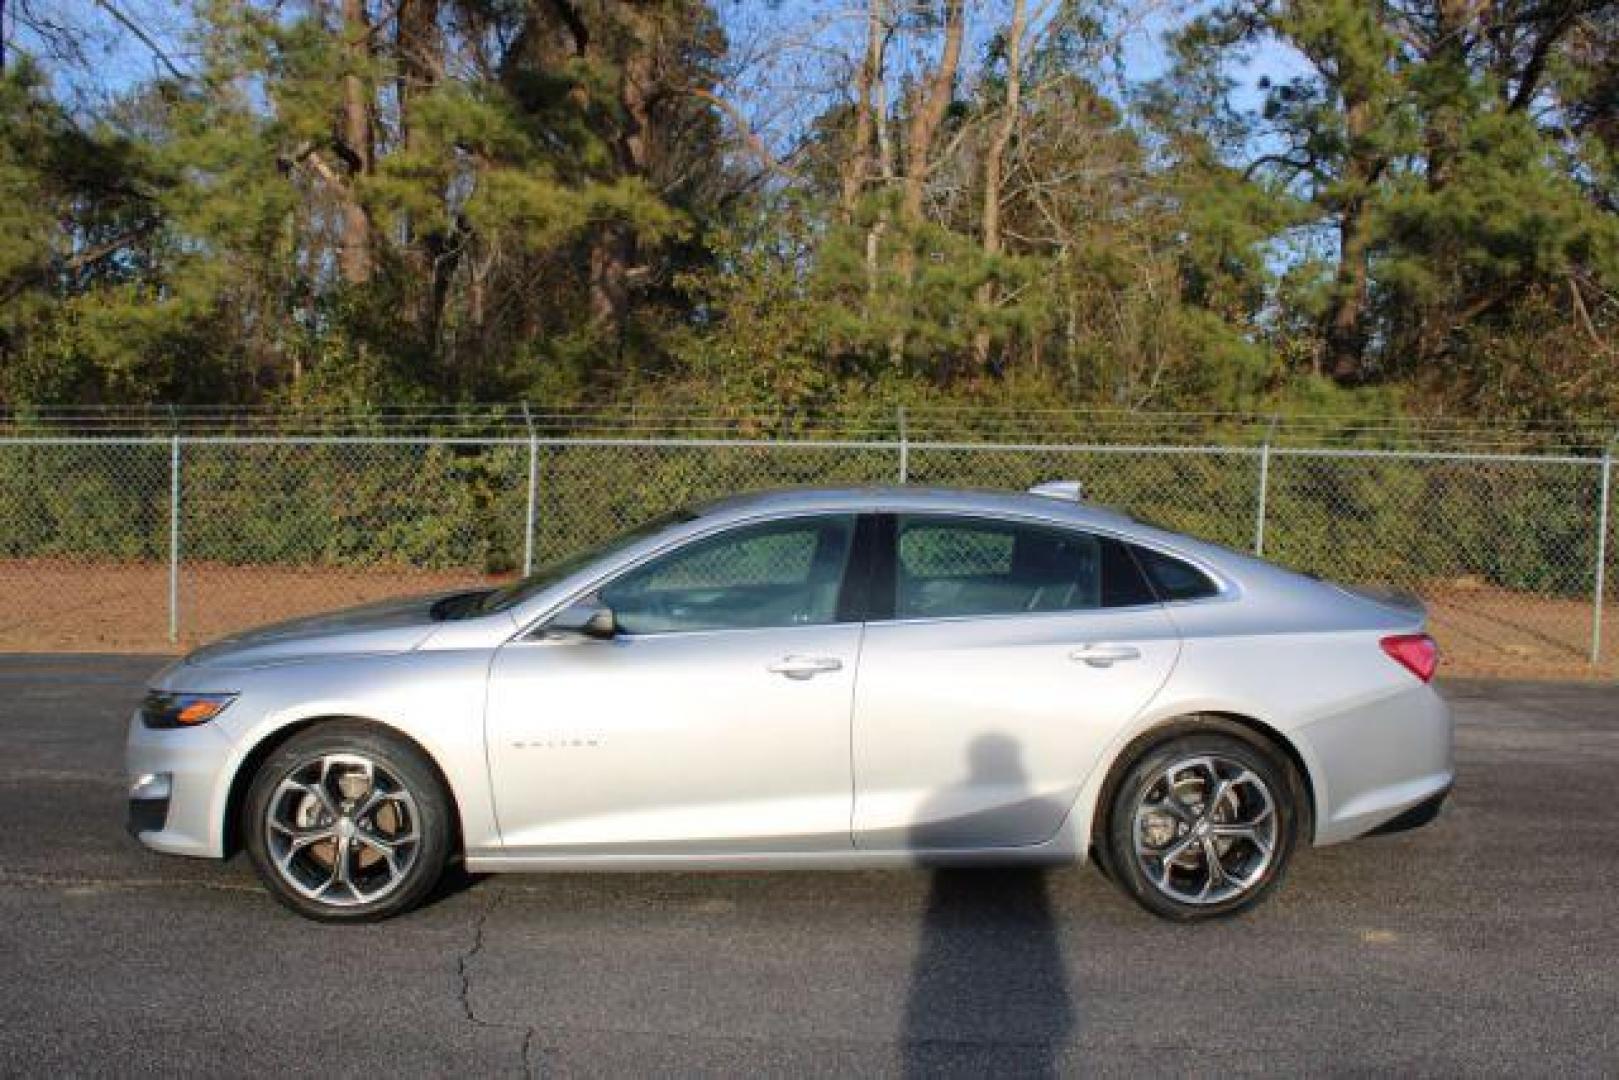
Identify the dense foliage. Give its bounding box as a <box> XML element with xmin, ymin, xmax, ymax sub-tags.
<box><xmin>1</xmin><ymin>0</ymin><xmax>1616</xmax><ymax>424</ymax></box>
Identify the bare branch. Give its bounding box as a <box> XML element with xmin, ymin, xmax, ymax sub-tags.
<box><xmin>88</xmin><ymin>0</ymin><xmax>188</xmax><ymax>81</ymax></box>
<box><xmin>682</xmin><ymin>86</ymin><xmax>801</xmax><ymax>179</ymax></box>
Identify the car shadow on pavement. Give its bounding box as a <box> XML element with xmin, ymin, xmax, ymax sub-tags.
<box><xmin>902</xmin><ymin>736</ymin><xmax>1076</xmax><ymax>1076</ymax></box>
<box><xmin>428</xmin><ymin>861</ymin><xmax>486</xmax><ymax>907</ymax></box>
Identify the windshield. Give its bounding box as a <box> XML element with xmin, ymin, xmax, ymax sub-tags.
<box><xmin>472</xmin><ymin>509</ymin><xmax>699</xmax><ymax>615</ymax></box>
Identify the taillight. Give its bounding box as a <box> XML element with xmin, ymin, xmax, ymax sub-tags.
<box><xmin>1380</xmin><ymin>633</ymin><xmax>1438</xmax><ymax>682</ymax></box>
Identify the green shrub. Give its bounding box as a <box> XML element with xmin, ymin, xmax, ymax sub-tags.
<box><xmin>0</xmin><ymin>440</ymin><xmax>1602</xmax><ymax>598</ymax></box>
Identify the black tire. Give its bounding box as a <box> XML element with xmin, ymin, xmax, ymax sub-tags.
<box><xmin>1102</xmin><ymin>722</ymin><xmax>1304</xmax><ymax>921</ymax></box>
<box><xmin>243</xmin><ymin>722</ymin><xmax>453</xmax><ymax>922</ymax></box>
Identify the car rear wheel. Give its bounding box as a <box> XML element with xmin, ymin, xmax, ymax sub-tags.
<box><xmin>243</xmin><ymin>723</ymin><xmax>452</xmax><ymax>921</ymax></box>
<box><xmin>1103</xmin><ymin>727</ymin><xmax>1302</xmax><ymax>921</ymax></box>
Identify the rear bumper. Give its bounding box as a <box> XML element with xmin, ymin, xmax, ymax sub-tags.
<box><xmin>1295</xmin><ymin>682</ymin><xmax>1454</xmax><ymax>846</ymax></box>
<box><xmin>1366</xmin><ymin>783</ymin><xmax>1451</xmax><ymax>836</ymax></box>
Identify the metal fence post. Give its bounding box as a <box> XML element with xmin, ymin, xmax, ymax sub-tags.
<box><xmin>1594</xmin><ymin>441</ymin><xmax>1614</xmax><ymax>668</ymax></box>
<box><xmin>1253</xmin><ymin>416</ymin><xmax>1277</xmax><ymax>556</ymax></box>
<box><xmin>168</xmin><ymin>433</ymin><xmax>181</xmax><ymax>645</ymax></box>
<box><xmin>521</xmin><ymin>403</ymin><xmax>538</xmax><ymax>576</ymax></box>
<box><xmin>897</xmin><ymin>406</ymin><xmax>909</xmax><ymax>485</ymax></box>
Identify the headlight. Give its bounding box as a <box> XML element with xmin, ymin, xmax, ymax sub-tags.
<box><xmin>140</xmin><ymin>691</ymin><xmax>237</xmax><ymax>729</ymax></box>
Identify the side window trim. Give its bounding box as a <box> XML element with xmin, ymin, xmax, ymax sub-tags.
<box><xmin>834</xmin><ymin>513</ymin><xmax>892</xmax><ymax>624</ymax></box>
<box><xmin>862</xmin><ymin>514</ymin><xmax>898</xmax><ymax>623</ymax></box>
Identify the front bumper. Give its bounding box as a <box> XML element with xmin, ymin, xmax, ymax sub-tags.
<box><xmin>124</xmin><ymin>710</ymin><xmax>236</xmax><ymax>857</ymax></box>
<box><xmin>126</xmin><ymin>794</ymin><xmax>171</xmax><ymax>837</ymax></box>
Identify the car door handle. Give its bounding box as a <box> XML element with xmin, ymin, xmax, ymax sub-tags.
<box><xmin>767</xmin><ymin>655</ymin><xmax>843</xmax><ymax>679</ymax></box>
<box><xmin>1069</xmin><ymin>644</ymin><xmax>1141</xmax><ymax>668</ymax></box>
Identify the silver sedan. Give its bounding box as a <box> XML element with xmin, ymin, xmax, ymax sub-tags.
<box><xmin>127</xmin><ymin>484</ymin><xmax>1453</xmax><ymax>922</ymax></box>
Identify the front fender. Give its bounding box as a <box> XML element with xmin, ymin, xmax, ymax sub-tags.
<box><xmin>202</xmin><ymin>650</ymin><xmax>502</xmax><ymax>856</ymax></box>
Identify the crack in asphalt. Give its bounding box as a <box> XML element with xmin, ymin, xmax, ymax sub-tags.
<box><xmin>456</xmin><ymin>889</ymin><xmax>542</xmax><ymax>1078</ymax></box>
<box><xmin>11</xmin><ymin>869</ymin><xmax>543</xmax><ymax>1073</ymax></box>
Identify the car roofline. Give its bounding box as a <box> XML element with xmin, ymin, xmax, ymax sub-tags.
<box><xmin>689</xmin><ymin>486</ymin><xmax>1304</xmax><ymax>604</ymax></box>
<box><xmin>691</xmin><ymin>485</ymin><xmax>1139</xmax><ymax>529</ymax></box>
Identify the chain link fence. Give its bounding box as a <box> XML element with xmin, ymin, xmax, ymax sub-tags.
<box><xmin>0</xmin><ymin>419</ymin><xmax>1611</xmax><ymax>679</ymax></box>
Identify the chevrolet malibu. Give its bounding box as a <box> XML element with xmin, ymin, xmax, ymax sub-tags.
<box><xmin>127</xmin><ymin>484</ymin><xmax>1452</xmax><ymax>922</ymax></box>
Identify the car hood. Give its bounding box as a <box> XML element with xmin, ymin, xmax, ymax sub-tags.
<box><xmin>182</xmin><ymin>590</ymin><xmax>466</xmax><ymax>670</ymax></box>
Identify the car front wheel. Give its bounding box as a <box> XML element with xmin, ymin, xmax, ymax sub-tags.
<box><xmin>243</xmin><ymin>723</ymin><xmax>453</xmax><ymax>921</ymax></box>
<box><xmin>1103</xmin><ymin>726</ymin><xmax>1303</xmax><ymax>921</ymax></box>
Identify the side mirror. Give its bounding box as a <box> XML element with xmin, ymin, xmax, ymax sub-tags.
<box><xmin>546</xmin><ymin>602</ymin><xmax>617</xmax><ymax>640</ymax></box>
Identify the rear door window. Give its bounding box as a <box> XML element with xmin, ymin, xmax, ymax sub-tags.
<box><xmin>892</xmin><ymin>516</ymin><xmax>1156</xmax><ymax>619</ymax></box>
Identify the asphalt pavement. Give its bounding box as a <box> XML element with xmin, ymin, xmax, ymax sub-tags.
<box><xmin>1</xmin><ymin>654</ymin><xmax>1616</xmax><ymax>1077</ymax></box>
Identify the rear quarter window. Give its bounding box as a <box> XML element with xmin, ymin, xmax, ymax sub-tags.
<box><xmin>1132</xmin><ymin>546</ymin><xmax>1221</xmax><ymax>602</ymax></box>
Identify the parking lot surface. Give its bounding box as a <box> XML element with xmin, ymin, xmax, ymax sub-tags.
<box><xmin>1</xmin><ymin>655</ymin><xmax>1616</xmax><ymax>1076</ymax></box>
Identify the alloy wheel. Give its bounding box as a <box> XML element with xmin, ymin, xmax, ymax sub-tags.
<box><xmin>263</xmin><ymin>752</ymin><xmax>422</xmax><ymax>908</ymax></box>
<box><xmin>1131</xmin><ymin>754</ymin><xmax>1278</xmax><ymax>906</ymax></box>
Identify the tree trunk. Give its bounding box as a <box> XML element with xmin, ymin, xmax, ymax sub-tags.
<box><xmin>1326</xmin><ymin>189</ymin><xmax>1371</xmax><ymax>380</ymax></box>
<box><xmin>900</xmin><ymin>0</ymin><xmax>966</xmax><ymax>225</ymax></box>
<box><xmin>397</xmin><ymin>0</ymin><xmax>451</xmax><ymax>359</ymax></box>
<box><xmin>892</xmin><ymin>0</ymin><xmax>966</xmax><ymax>366</ymax></box>
<box><xmin>972</xmin><ymin>0</ymin><xmax>1025</xmax><ymax>371</ymax></box>
<box><xmin>397</xmin><ymin>0</ymin><xmax>440</xmax><ymax>154</ymax></box>
<box><xmin>589</xmin><ymin>228</ymin><xmax>636</xmax><ymax>337</ymax></box>
<box><xmin>840</xmin><ymin>0</ymin><xmax>884</xmax><ymax>224</ymax></box>
<box><xmin>865</xmin><ymin>62</ymin><xmax>892</xmax><ymax>317</ymax></box>
<box><xmin>1423</xmin><ymin>0</ymin><xmax>1477</xmax><ymax>194</ymax></box>
<box><xmin>1325</xmin><ymin>98</ymin><xmax>1378</xmax><ymax>381</ymax></box>
<box><xmin>861</xmin><ymin>0</ymin><xmax>892</xmax><ymax>313</ymax></box>
<box><xmin>337</xmin><ymin>0</ymin><xmax>375</xmax><ymax>286</ymax></box>
<box><xmin>589</xmin><ymin>7</ymin><xmax>656</xmax><ymax>354</ymax></box>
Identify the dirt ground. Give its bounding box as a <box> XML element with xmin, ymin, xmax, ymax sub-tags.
<box><xmin>1421</xmin><ymin>582</ymin><xmax>1613</xmax><ymax>679</ymax></box>
<box><xmin>0</xmin><ymin>559</ymin><xmax>512</xmax><ymax>654</ymax></box>
<box><xmin>0</xmin><ymin>557</ymin><xmax>1610</xmax><ymax>679</ymax></box>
